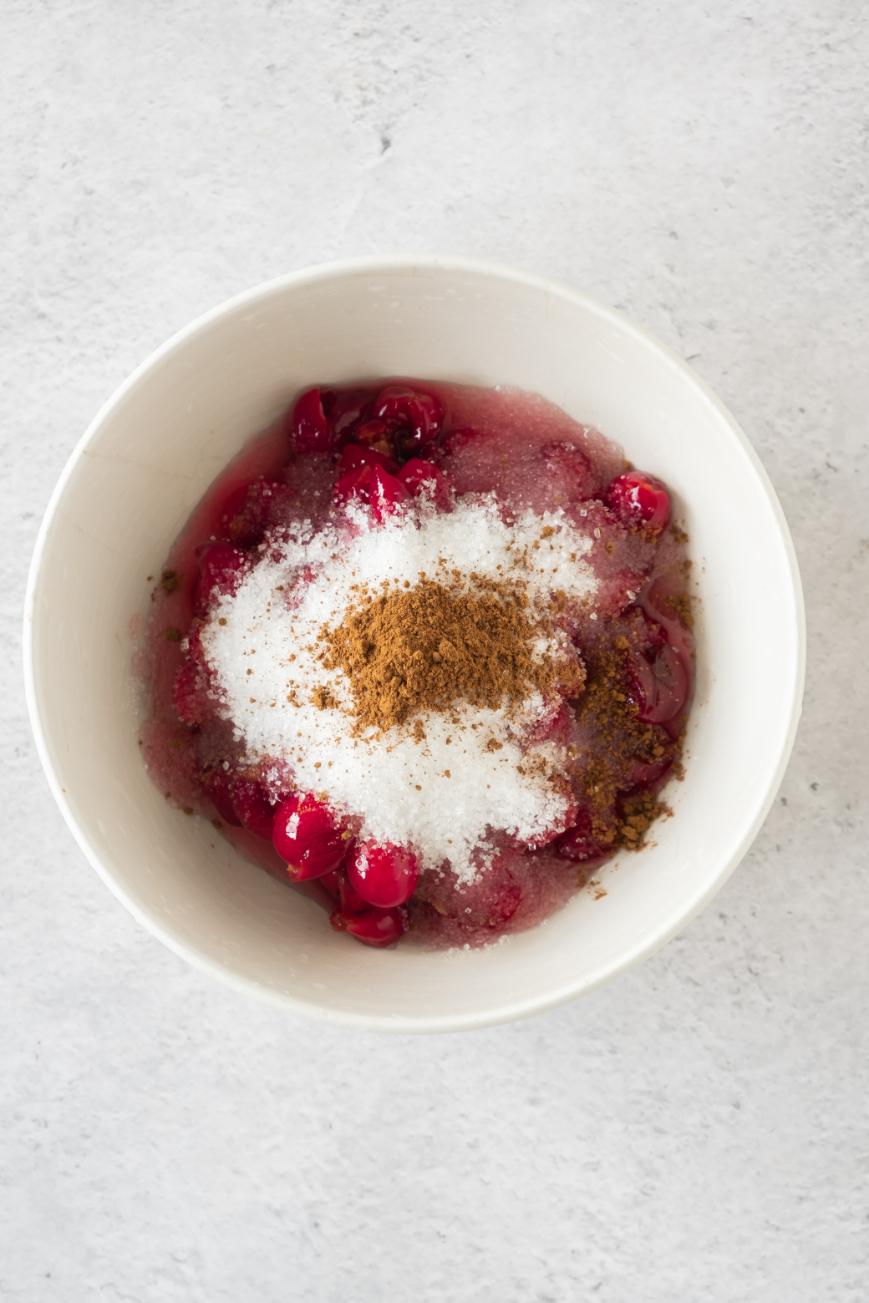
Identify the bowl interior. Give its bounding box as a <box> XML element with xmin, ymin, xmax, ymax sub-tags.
<box><xmin>26</xmin><ymin>262</ymin><xmax>803</xmax><ymax>1030</ymax></box>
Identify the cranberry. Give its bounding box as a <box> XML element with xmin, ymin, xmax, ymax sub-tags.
<box><xmin>557</xmin><ymin>809</ymin><xmax>611</xmax><ymax>864</ymax></box>
<box><xmin>372</xmin><ymin>385</ymin><xmax>444</xmax><ymax>453</ymax></box>
<box><xmin>347</xmin><ymin>841</ymin><xmax>420</xmax><ymax>908</ymax></box>
<box><xmin>338</xmin><ymin>442</ymin><xmax>399</xmax><ymax>476</ymax></box>
<box><xmin>330</xmin><ymin>905</ymin><xmax>406</xmax><ymax>947</ymax></box>
<box><xmin>288</xmin><ymin>387</ymin><xmax>332</xmax><ymax>453</ymax></box>
<box><xmin>398</xmin><ymin>458</ymin><xmax>453</xmax><ymax>509</ymax></box>
<box><xmin>606</xmin><ymin>471</ymin><xmax>671</xmax><ymax>532</ymax></box>
<box><xmin>272</xmin><ymin>792</ymin><xmax>351</xmax><ymax>880</ymax></box>
<box><xmin>216</xmin><ymin>477</ymin><xmax>286</xmax><ymax>548</ymax></box>
<box><xmin>194</xmin><ymin>542</ymin><xmax>248</xmax><ymax>612</ymax></box>
<box><xmin>628</xmin><ymin>643</ymin><xmax>690</xmax><ymax>726</ymax></box>
<box><xmin>333</xmin><ymin>463</ymin><xmax>410</xmax><ymax>523</ymax></box>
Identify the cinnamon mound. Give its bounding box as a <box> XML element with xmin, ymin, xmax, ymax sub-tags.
<box><xmin>320</xmin><ymin>575</ymin><xmax>583</xmax><ymax>734</ymax></box>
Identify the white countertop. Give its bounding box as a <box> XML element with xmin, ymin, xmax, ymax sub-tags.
<box><xmin>3</xmin><ymin>3</ymin><xmax>867</xmax><ymax>1299</ymax></box>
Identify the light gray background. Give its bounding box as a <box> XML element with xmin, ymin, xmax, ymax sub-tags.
<box><xmin>3</xmin><ymin>2</ymin><xmax>867</xmax><ymax>1300</ymax></box>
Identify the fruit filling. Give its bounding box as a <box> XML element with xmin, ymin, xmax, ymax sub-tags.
<box><xmin>139</xmin><ymin>380</ymin><xmax>694</xmax><ymax>949</ymax></box>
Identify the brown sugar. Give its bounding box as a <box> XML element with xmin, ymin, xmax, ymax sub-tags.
<box><xmin>617</xmin><ymin>787</ymin><xmax>669</xmax><ymax>844</ymax></box>
<box><xmin>664</xmin><ymin>592</ymin><xmax>694</xmax><ymax>630</ymax></box>
<box><xmin>572</xmin><ymin>636</ymin><xmax>679</xmax><ymax>854</ymax></box>
<box><xmin>319</xmin><ymin>574</ymin><xmax>584</xmax><ymax>735</ymax></box>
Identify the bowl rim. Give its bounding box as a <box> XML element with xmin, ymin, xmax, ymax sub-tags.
<box><xmin>23</xmin><ymin>254</ymin><xmax>806</xmax><ymax>1033</ymax></box>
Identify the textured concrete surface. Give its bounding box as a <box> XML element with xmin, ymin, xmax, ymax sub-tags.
<box><xmin>3</xmin><ymin>2</ymin><xmax>868</xmax><ymax>1300</ymax></box>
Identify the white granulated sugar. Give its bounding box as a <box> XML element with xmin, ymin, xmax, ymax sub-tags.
<box><xmin>202</xmin><ymin>495</ymin><xmax>597</xmax><ymax>883</ymax></box>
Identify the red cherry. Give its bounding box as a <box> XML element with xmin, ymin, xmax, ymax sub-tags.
<box><xmin>333</xmin><ymin>464</ymin><xmax>410</xmax><ymax>523</ymax></box>
<box><xmin>330</xmin><ymin>905</ymin><xmax>406</xmax><ymax>947</ymax></box>
<box><xmin>636</xmin><ymin>612</ymin><xmax>669</xmax><ymax>655</ymax></box>
<box><xmin>623</xmin><ymin>754</ymin><xmax>673</xmax><ymax>790</ymax></box>
<box><xmin>639</xmin><ymin>578</ymin><xmax>695</xmax><ymax>666</ymax></box>
<box><xmin>230</xmin><ymin>778</ymin><xmax>277</xmax><ymax>838</ymax></box>
<box><xmin>606</xmin><ymin>472</ymin><xmax>671</xmax><ymax>531</ymax></box>
<box><xmin>398</xmin><ymin>458</ymin><xmax>453</xmax><ymax>509</ymax></box>
<box><xmin>339</xmin><ymin>875</ymin><xmax>370</xmax><ymax>914</ymax></box>
<box><xmin>272</xmin><ymin>793</ymin><xmax>351</xmax><ymax>880</ymax></box>
<box><xmin>333</xmin><ymin>466</ymin><xmax>366</xmax><ymax>506</ymax></box>
<box><xmin>201</xmin><ymin>771</ymin><xmax>275</xmax><ymax>837</ymax></box>
<box><xmin>338</xmin><ymin>442</ymin><xmax>399</xmax><ymax>476</ymax></box>
<box><xmin>317</xmin><ymin>869</ymin><xmax>342</xmax><ymax>900</ymax></box>
<box><xmin>200</xmin><ymin>769</ymin><xmax>240</xmax><ymax>824</ymax></box>
<box><xmin>347</xmin><ymin>842</ymin><xmax>420</xmax><ymax>908</ymax></box>
<box><xmin>372</xmin><ymin>385</ymin><xmax>444</xmax><ymax>452</ymax></box>
<box><xmin>322</xmin><ymin>386</ymin><xmax>377</xmax><ymax>440</ymax></box>
<box><xmin>627</xmin><ymin>644</ymin><xmax>690</xmax><ymax>725</ymax></box>
<box><xmin>194</xmin><ymin>542</ymin><xmax>248</xmax><ymax>613</ymax></box>
<box><xmin>216</xmin><ymin>477</ymin><xmax>288</xmax><ymax>547</ymax></box>
<box><xmin>313</xmin><ymin>868</ymin><xmax>369</xmax><ymax>910</ymax></box>
<box><xmin>288</xmin><ymin>387</ymin><xmax>332</xmax><ymax>453</ymax></box>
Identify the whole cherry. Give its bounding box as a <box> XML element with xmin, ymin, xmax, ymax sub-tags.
<box><xmin>398</xmin><ymin>458</ymin><xmax>453</xmax><ymax>509</ymax></box>
<box><xmin>606</xmin><ymin>471</ymin><xmax>671</xmax><ymax>532</ymax></box>
<box><xmin>333</xmin><ymin>463</ymin><xmax>410</xmax><ymax>524</ymax></box>
<box><xmin>346</xmin><ymin>841</ymin><xmax>420</xmax><ymax>909</ymax></box>
<box><xmin>272</xmin><ymin>792</ymin><xmax>352</xmax><ymax>880</ymax></box>
<box><xmin>288</xmin><ymin>387</ymin><xmax>333</xmax><ymax>453</ymax></box>
<box><xmin>330</xmin><ymin>905</ymin><xmax>406</xmax><ymax>947</ymax></box>
<box><xmin>372</xmin><ymin>385</ymin><xmax>444</xmax><ymax>453</ymax></box>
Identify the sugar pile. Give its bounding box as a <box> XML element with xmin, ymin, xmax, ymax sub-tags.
<box><xmin>201</xmin><ymin>495</ymin><xmax>598</xmax><ymax>882</ymax></box>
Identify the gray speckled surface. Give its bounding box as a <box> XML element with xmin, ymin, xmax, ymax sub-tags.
<box><xmin>3</xmin><ymin>2</ymin><xmax>868</xmax><ymax>1299</ymax></box>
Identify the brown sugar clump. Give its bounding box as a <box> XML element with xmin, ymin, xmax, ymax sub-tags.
<box><xmin>320</xmin><ymin>575</ymin><xmax>584</xmax><ymax>735</ymax></box>
<box><xmin>664</xmin><ymin>592</ymin><xmax>694</xmax><ymax>630</ymax></box>
<box><xmin>617</xmin><ymin>788</ymin><xmax>669</xmax><ymax>844</ymax></box>
<box><xmin>572</xmin><ymin>637</ymin><xmax>680</xmax><ymax>854</ymax></box>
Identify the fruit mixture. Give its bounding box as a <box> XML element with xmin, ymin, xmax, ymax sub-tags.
<box><xmin>139</xmin><ymin>380</ymin><xmax>694</xmax><ymax>949</ymax></box>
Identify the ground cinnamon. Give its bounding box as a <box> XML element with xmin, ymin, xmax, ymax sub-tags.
<box><xmin>319</xmin><ymin>574</ymin><xmax>583</xmax><ymax>734</ymax></box>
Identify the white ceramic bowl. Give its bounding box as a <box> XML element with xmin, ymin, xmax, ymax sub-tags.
<box><xmin>24</xmin><ymin>258</ymin><xmax>805</xmax><ymax>1032</ymax></box>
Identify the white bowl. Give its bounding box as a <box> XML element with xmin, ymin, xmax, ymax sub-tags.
<box><xmin>24</xmin><ymin>257</ymin><xmax>805</xmax><ymax>1032</ymax></box>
